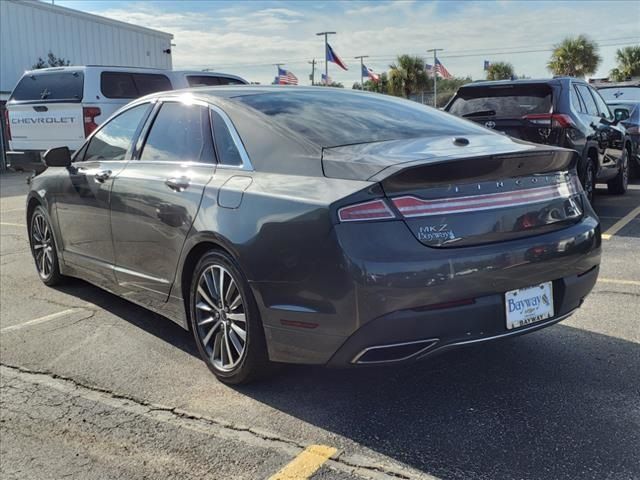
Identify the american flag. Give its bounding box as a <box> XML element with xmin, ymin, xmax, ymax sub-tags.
<box><xmin>434</xmin><ymin>58</ymin><xmax>452</xmax><ymax>79</ymax></box>
<box><xmin>278</xmin><ymin>67</ymin><xmax>298</xmax><ymax>85</ymax></box>
<box><xmin>321</xmin><ymin>73</ymin><xmax>332</xmax><ymax>85</ymax></box>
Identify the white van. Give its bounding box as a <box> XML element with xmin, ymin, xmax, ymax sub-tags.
<box><xmin>5</xmin><ymin>66</ymin><xmax>248</xmax><ymax>172</ymax></box>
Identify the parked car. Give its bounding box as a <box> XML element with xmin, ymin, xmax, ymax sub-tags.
<box><xmin>4</xmin><ymin>66</ymin><xmax>247</xmax><ymax>172</ymax></box>
<box><xmin>596</xmin><ymin>82</ymin><xmax>640</xmax><ymax>177</ymax></box>
<box><xmin>444</xmin><ymin>77</ymin><xmax>632</xmax><ymax>203</ymax></box>
<box><xmin>27</xmin><ymin>87</ymin><xmax>601</xmax><ymax>383</ymax></box>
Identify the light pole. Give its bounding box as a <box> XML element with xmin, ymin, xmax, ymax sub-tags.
<box><xmin>427</xmin><ymin>48</ymin><xmax>443</xmax><ymax>107</ymax></box>
<box><xmin>308</xmin><ymin>59</ymin><xmax>316</xmax><ymax>86</ymax></box>
<box><xmin>316</xmin><ymin>31</ymin><xmax>336</xmax><ymax>84</ymax></box>
<box><xmin>354</xmin><ymin>55</ymin><xmax>369</xmax><ymax>90</ymax></box>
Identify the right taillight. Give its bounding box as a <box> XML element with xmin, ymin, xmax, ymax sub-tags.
<box><xmin>4</xmin><ymin>109</ymin><xmax>10</xmax><ymax>141</ymax></box>
<box><xmin>524</xmin><ymin>113</ymin><xmax>574</xmax><ymax>128</ymax></box>
<box><xmin>338</xmin><ymin>199</ymin><xmax>396</xmax><ymax>222</ymax></box>
<box><xmin>83</xmin><ymin>107</ymin><xmax>101</xmax><ymax>137</ymax></box>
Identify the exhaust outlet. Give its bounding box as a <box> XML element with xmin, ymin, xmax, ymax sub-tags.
<box><xmin>352</xmin><ymin>339</ymin><xmax>439</xmax><ymax>365</ymax></box>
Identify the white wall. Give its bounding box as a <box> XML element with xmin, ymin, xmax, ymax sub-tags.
<box><xmin>0</xmin><ymin>0</ymin><xmax>173</xmax><ymax>98</ymax></box>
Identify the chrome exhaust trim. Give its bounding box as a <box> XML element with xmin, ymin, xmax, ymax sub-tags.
<box><xmin>351</xmin><ymin>338</ymin><xmax>439</xmax><ymax>365</ymax></box>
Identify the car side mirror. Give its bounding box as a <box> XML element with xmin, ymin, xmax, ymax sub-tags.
<box><xmin>43</xmin><ymin>146</ymin><xmax>72</xmax><ymax>167</ymax></box>
<box><xmin>614</xmin><ymin>108</ymin><xmax>630</xmax><ymax>122</ymax></box>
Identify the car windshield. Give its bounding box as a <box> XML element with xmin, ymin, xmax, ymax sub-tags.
<box><xmin>234</xmin><ymin>90</ymin><xmax>486</xmax><ymax>147</ymax></box>
<box><xmin>598</xmin><ymin>86</ymin><xmax>640</xmax><ymax>102</ymax></box>
<box><xmin>448</xmin><ymin>84</ymin><xmax>552</xmax><ymax>118</ymax></box>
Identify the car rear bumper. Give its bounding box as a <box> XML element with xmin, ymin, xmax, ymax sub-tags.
<box><xmin>6</xmin><ymin>150</ymin><xmax>46</xmax><ymax>173</ymax></box>
<box><xmin>326</xmin><ymin>264</ymin><xmax>598</xmax><ymax>366</ymax></box>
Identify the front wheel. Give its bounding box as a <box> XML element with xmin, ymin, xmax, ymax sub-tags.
<box><xmin>29</xmin><ymin>206</ymin><xmax>64</xmax><ymax>286</ymax></box>
<box><xmin>607</xmin><ymin>149</ymin><xmax>629</xmax><ymax>195</ymax></box>
<box><xmin>189</xmin><ymin>250</ymin><xmax>271</xmax><ymax>384</ymax></box>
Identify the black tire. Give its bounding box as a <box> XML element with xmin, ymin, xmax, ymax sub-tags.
<box><xmin>29</xmin><ymin>205</ymin><xmax>64</xmax><ymax>286</ymax></box>
<box><xmin>580</xmin><ymin>157</ymin><xmax>596</xmax><ymax>205</ymax></box>
<box><xmin>630</xmin><ymin>151</ymin><xmax>640</xmax><ymax>179</ymax></box>
<box><xmin>189</xmin><ymin>249</ymin><xmax>271</xmax><ymax>385</ymax></box>
<box><xmin>607</xmin><ymin>148</ymin><xmax>629</xmax><ymax>195</ymax></box>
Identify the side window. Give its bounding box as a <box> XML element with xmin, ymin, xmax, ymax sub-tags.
<box><xmin>132</xmin><ymin>74</ymin><xmax>172</xmax><ymax>96</ymax></box>
<box><xmin>140</xmin><ymin>103</ymin><xmax>215</xmax><ymax>164</ymax></box>
<box><xmin>187</xmin><ymin>76</ymin><xmax>220</xmax><ymax>87</ymax></box>
<box><xmin>590</xmin><ymin>87</ymin><xmax>613</xmax><ymax>120</ymax></box>
<box><xmin>576</xmin><ymin>84</ymin><xmax>599</xmax><ymax>116</ymax></box>
<box><xmin>83</xmin><ymin>104</ymin><xmax>149</xmax><ymax>162</ymax></box>
<box><xmin>570</xmin><ymin>85</ymin><xmax>585</xmax><ymax>113</ymax></box>
<box><xmin>211</xmin><ymin>110</ymin><xmax>243</xmax><ymax>166</ymax></box>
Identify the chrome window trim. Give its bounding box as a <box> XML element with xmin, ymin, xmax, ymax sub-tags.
<box><xmin>208</xmin><ymin>104</ymin><xmax>254</xmax><ymax>171</ymax></box>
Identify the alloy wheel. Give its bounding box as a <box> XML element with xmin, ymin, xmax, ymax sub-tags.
<box><xmin>194</xmin><ymin>264</ymin><xmax>247</xmax><ymax>372</ymax></box>
<box><xmin>584</xmin><ymin>162</ymin><xmax>595</xmax><ymax>203</ymax></box>
<box><xmin>31</xmin><ymin>212</ymin><xmax>54</xmax><ymax>279</ymax></box>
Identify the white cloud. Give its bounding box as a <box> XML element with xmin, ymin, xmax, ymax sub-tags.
<box><xmin>89</xmin><ymin>1</ymin><xmax>640</xmax><ymax>86</ymax></box>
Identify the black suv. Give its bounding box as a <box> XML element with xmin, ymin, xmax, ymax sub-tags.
<box><xmin>445</xmin><ymin>77</ymin><xmax>631</xmax><ymax>202</ymax></box>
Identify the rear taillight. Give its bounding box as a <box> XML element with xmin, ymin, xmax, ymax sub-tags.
<box><xmin>4</xmin><ymin>109</ymin><xmax>10</xmax><ymax>141</ymax></box>
<box><xmin>338</xmin><ymin>199</ymin><xmax>396</xmax><ymax>222</ymax></box>
<box><xmin>83</xmin><ymin>107</ymin><xmax>101</xmax><ymax>137</ymax></box>
<box><xmin>524</xmin><ymin>113</ymin><xmax>574</xmax><ymax>128</ymax></box>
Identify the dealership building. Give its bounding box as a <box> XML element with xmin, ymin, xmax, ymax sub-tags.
<box><xmin>0</xmin><ymin>0</ymin><xmax>173</xmax><ymax>167</ymax></box>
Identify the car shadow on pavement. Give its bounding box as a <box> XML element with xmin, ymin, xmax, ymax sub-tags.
<box><xmin>53</xmin><ymin>278</ymin><xmax>199</xmax><ymax>358</ymax></box>
<box><xmin>237</xmin><ymin>326</ymin><xmax>640</xmax><ymax>480</ymax></box>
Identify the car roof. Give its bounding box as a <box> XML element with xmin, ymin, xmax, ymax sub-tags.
<box><xmin>141</xmin><ymin>85</ymin><xmax>360</xmax><ymax>101</ymax></box>
<box><xmin>458</xmin><ymin>77</ymin><xmax>581</xmax><ymax>89</ymax></box>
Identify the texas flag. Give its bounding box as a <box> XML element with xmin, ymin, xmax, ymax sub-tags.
<box><xmin>362</xmin><ymin>64</ymin><xmax>379</xmax><ymax>82</ymax></box>
<box><xmin>326</xmin><ymin>43</ymin><xmax>348</xmax><ymax>70</ymax></box>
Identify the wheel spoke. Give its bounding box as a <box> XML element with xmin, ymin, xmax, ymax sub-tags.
<box><xmin>40</xmin><ymin>250</ymin><xmax>46</xmax><ymax>273</ymax></box>
<box><xmin>196</xmin><ymin>301</ymin><xmax>214</xmax><ymax>312</ymax></box>
<box><xmin>227</xmin><ymin>312</ymin><xmax>246</xmax><ymax>323</ymax></box>
<box><xmin>218</xmin><ymin>267</ymin><xmax>226</xmax><ymax>307</ymax></box>
<box><xmin>225</xmin><ymin>281</ymin><xmax>237</xmax><ymax>307</ymax></box>
<box><xmin>212</xmin><ymin>331</ymin><xmax>222</xmax><ymax>364</ymax></box>
<box><xmin>202</xmin><ymin>319</ymin><xmax>222</xmax><ymax>345</ymax></box>
<box><xmin>197</xmin><ymin>285</ymin><xmax>220</xmax><ymax>312</ymax></box>
<box><xmin>228</xmin><ymin>329</ymin><xmax>243</xmax><ymax>355</ymax></box>
<box><xmin>203</xmin><ymin>268</ymin><xmax>218</xmax><ymax>303</ymax></box>
<box><xmin>223</xmin><ymin>326</ymin><xmax>234</xmax><ymax>363</ymax></box>
<box><xmin>228</xmin><ymin>292</ymin><xmax>242</xmax><ymax>311</ymax></box>
<box><xmin>198</xmin><ymin>315</ymin><xmax>217</xmax><ymax>327</ymax></box>
<box><xmin>230</xmin><ymin>322</ymin><xmax>246</xmax><ymax>342</ymax></box>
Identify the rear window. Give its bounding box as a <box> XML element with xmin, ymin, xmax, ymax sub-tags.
<box><xmin>101</xmin><ymin>72</ymin><xmax>172</xmax><ymax>99</ymax></box>
<box><xmin>598</xmin><ymin>86</ymin><xmax>640</xmax><ymax>102</ymax></box>
<box><xmin>9</xmin><ymin>71</ymin><xmax>84</xmax><ymax>103</ymax></box>
<box><xmin>235</xmin><ymin>90</ymin><xmax>485</xmax><ymax>147</ymax></box>
<box><xmin>187</xmin><ymin>76</ymin><xmax>246</xmax><ymax>87</ymax></box>
<box><xmin>448</xmin><ymin>85</ymin><xmax>552</xmax><ymax>118</ymax></box>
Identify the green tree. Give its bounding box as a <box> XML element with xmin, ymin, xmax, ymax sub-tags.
<box><xmin>609</xmin><ymin>46</ymin><xmax>640</xmax><ymax>81</ymax></box>
<box><xmin>486</xmin><ymin>62</ymin><xmax>515</xmax><ymax>80</ymax></box>
<box><xmin>547</xmin><ymin>35</ymin><xmax>601</xmax><ymax>77</ymax></box>
<box><xmin>33</xmin><ymin>51</ymin><xmax>71</xmax><ymax>69</ymax></box>
<box><xmin>388</xmin><ymin>55</ymin><xmax>429</xmax><ymax>98</ymax></box>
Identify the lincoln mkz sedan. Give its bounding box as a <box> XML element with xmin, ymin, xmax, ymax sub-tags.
<box><xmin>27</xmin><ymin>87</ymin><xmax>601</xmax><ymax>383</ymax></box>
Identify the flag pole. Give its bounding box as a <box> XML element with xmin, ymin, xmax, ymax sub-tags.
<box><xmin>316</xmin><ymin>31</ymin><xmax>336</xmax><ymax>84</ymax></box>
<box><xmin>355</xmin><ymin>55</ymin><xmax>369</xmax><ymax>90</ymax></box>
<box><xmin>427</xmin><ymin>48</ymin><xmax>443</xmax><ymax>107</ymax></box>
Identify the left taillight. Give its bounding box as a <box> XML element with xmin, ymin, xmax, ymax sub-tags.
<box><xmin>524</xmin><ymin>113</ymin><xmax>574</xmax><ymax>129</ymax></box>
<box><xmin>338</xmin><ymin>199</ymin><xmax>396</xmax><ymax>222</ymax></box>
<box><xmin>4</xmin><ymin>109</ymin><xmax>11</xmax><ymax>141</ymax></box>
<box><xmin>83</xmin><ymin>107</ymin><xmax>101</xmax><ymax>137</ymax></box>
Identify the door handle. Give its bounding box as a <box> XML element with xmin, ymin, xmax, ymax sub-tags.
<box><xmin>165</xmin><ymin>176</ymin><xmax>191</xmax><ymax>191</ymax></box>
<box><xmin>94</xmin><ymin>170</ymin><xmax>112</xmax><ymax>182</ymax></box>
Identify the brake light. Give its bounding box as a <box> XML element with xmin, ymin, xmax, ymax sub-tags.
<box><xmin>524</xmin><ymin>113</ymin><xmax>574</xmax><ymax>128</ymax></box>
<box><xmin>338</xmin><ymin>199</ymin><xmax>396</xmax><ymax>222</ymax></box>
<box><xmin>83</xmin><ymin>107</ymin><xmax>101</xmax><ymax>137</ymax></box>
<box><xmin>4</xmin><ymin>109</ymin><xmax>10</xmax><ymax>141</ymax></box>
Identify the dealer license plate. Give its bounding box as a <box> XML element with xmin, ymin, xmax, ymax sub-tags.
<box><xmin>505</xmin><ymin>281</ymin><xmax>554</xmax><ymax>330</ymax></box>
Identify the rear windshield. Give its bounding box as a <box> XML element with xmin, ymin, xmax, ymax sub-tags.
<box><xmin>235</xmin><ymin>90</ymin><xmax>485</xmax><ymax>147</ymax></box>
<box><xmin>598</xmin><ymin>86</ymin><xmax>640</xmax><ymax>102</ymax></box>
<box><xmin>448</xmin><ymin>85</ymin><xmax>552</xmax><ymax>118</ymax></box>
<box><xmin>9</xmin><ymin>71</ymin><xmax>84</xmax><ymax>103</ymax></box>
<box><xmin>101</xmin><ymin>72</ymin><xmax>172</xmax><ymax>99</ymax></box>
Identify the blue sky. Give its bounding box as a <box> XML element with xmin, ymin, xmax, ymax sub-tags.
<box><xmin>56</xmin><ymin>0</ymin><xmax>640</xmax><ymax>85</ymax></box>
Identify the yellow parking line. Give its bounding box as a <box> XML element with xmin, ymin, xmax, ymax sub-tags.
<box><xmin>601</xmin><ymin>206</ymin><xmax>640</xmax><ymax>240</ymax></box>
<box><xmin>598</xmin><ymin>278</ymin><xmax>640</xmax><ymax>287</ymax></box>
<box><xmin>0</xmin><ymin>222</ymin><xmax>26</xmax><ymax>228</ymax></box>
<box><xmin>269</xmin><ymin>445</ymin><xmax>337</xmax><ymax>480</ymax></box>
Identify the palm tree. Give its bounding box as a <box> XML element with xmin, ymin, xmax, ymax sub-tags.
<box><xmin>388</xmin><ymin>55</ymin><xmax>429</xmax><ymax>98</ymax></box>
<box><xmin>547</xmin><ymin>35</ymin><xmax>601</xmax><ymax>77</ymax></box>
<box><xmin>610</xmin><ymin>46</ymin><xmax>640</xmax><ymax>81</ymax></box>
<box><xmin>486</xmin><ymin>62</ymin><xmax>515</xmax><ymax>80</ymax></box>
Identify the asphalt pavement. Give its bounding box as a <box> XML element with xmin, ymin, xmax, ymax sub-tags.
<box><xmin>1</xmin><ymin>171</ymin><xmax>638</xmax><ymax>480</ymax></box>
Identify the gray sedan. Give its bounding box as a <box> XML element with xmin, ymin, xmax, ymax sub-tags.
<box><xmin>27</xmin><ymin>87</ymin><xmax>601</xmax><ymax>384</ymax></box>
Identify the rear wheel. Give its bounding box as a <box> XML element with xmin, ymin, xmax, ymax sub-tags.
<box><xmin>29</xmin><ymin>206</ymin><xmax>63</xmax><ymax>286</ymax></box>
<box><xmin>607</xmin><ymin>148</ymin><xmax>629</xmax><ymax>195</ymax></box>
<box><xmin>581</xmin><ymin>158</ymin><xmax>596</xmax><ymax>205</ymax></box>
<box><xmin>189</xmin><ymin>250</ymin><xmax>271</xmax><ymax>384</ymax></box>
